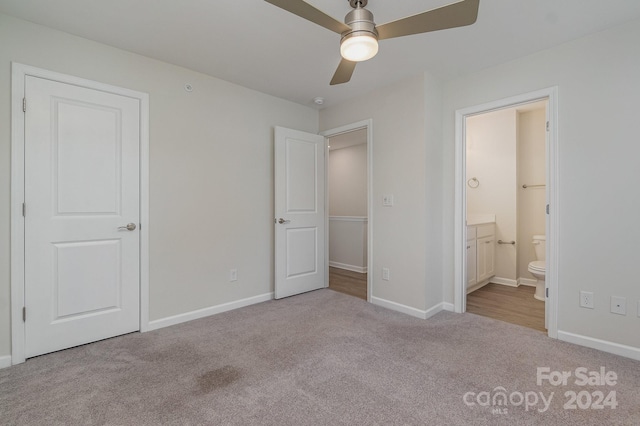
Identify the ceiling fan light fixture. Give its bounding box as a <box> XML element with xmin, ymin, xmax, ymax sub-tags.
<box><xmin>339</xmin><ymin>5</ymin><xmax>378</xmax><ymax>62</ymax></box>
<box><xmin>340</xmin><ymin>33</ymin><xmax>378</xmax><ymax>62</ymax></box>
<box><xmin>264</xmin><ymin>0</ymin><xmax>480</xmax><ymax>85</ymax></box>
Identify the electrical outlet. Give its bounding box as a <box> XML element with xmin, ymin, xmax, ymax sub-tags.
<box><xmin>229</xmin><ymin>269</ymin><xmax>238</xmax><ymax>282</ymax></box>
<box><xmin>610</xmin><ymin>296</ymin><xmax>626</xmax><ymax>315</ymax></box>
<box><xmin>383</xmin><ymin>195</ymin><xmax>394</xmax><ymax>207</ymax></box>
<box><xmin>580</xmin><ymin>291</ymin><xmax>594</xmax><ymax>309</ymax></box>
<box><xmin>382</xmin><ymin>267</ymin><xmax>390</xmax><ymax>281</ymax></box>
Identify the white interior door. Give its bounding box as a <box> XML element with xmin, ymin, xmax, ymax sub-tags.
<box><xmin>274</xmin><ymin>126</ymin><xmax>326</xmax><ymax>299</ymax></box>
<box><xmin>24</xmin><ymin>75</ymin><xmax>141</xmax><ymax>358</ymax></box>
<box><xmin>544</xmin><ymin>104</ymin><xmax>551</xmax><ymax>331</ymax></box>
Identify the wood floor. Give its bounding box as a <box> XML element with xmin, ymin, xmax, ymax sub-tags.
<box><xmin>329</xmin><ymin>267</ymin><xmax>367</xmax><ymax>300</ymax></box>
<box><xmin>467</xmin><ymin>283</ymin><xmax>546</xmax><ymax>332</ymax></box>
<box><xmin>328</xmin><ymin>271</ymin><xmax>544</xmax><ymax>332</ymax></box>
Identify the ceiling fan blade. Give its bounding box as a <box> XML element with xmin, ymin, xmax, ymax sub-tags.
<box><xmin>264</xmin><ymin>0</ymin><xmax>350</xmax><ymax>34</ymax></box>
<box><xmin>376</xmin><ymin>0</ymin><xmax>479</xmax><ymax>40</ymax></box>
<box><xmin>330</xmin><ymin>59</ymin><xmax>357</xmax><ymax>85</ymax></box>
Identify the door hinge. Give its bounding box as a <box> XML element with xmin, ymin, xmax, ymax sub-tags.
<box><xmin>22</xmin><ymin>307</ymin><xmax>26</xmax><ymax>322</ymax></box>
<box><xmin>23</xmin><ymin>98</ymin><xmax>26</xmax><ymax>113</ymax></box>
<box><xmin>22</xmin><ymin>202</ymin><xmax>26</xmax><ymax>217</ymax></box>
<box><xmin>546</xmin><ymin>204</ymin><xmax>549</xmax><ymax>214</ymax></box>
<box><xmin>546</xmin><ymin>121</ymin><xmax>549</xmax><ymax>131</ymax></box>
<box><xmin>546</xmin><ymin>288</ymin><xmax>549</xmax><ymax>298</ymax></box>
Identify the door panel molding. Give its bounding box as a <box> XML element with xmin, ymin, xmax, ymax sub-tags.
<box><xmin>10</xmin><ymin>63</ymin><xmax>150</xmax><ymax>364</ymax></box>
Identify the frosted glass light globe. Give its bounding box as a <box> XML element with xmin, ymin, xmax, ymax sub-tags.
<box><xmin>340</xmin><ymin>34</ymin><xmax>379</xmax><ymax>62</ymax></box>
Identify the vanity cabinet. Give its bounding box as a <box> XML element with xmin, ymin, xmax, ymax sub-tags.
<box><xmin>466</xmin><ymin>226</ymin><xmax>477</xmax><ymax>288</ymax></box>
<box><xmin>477</xmin><ymin>237</ymin><xmax>495</xmax><ymax>282</ymax></box>
<box><xmin>466</xmin><ymin>223</ymin><xmax>495</xmax><ymax>291</ymax></box>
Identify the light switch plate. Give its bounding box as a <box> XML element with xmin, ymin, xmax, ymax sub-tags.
<box><xmin>383</xmin><ymin>195</ymin><xmax>394</xmax><ymax>206</ymax></box>
<box><xmin>382</xmin><ymin>267</ymin><xmax>390</xmax><ymax>281</ymax></box>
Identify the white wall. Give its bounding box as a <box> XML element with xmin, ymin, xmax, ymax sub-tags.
<box><xmin>466</xmin><ymin>109</ymin><xmax>517</xmax><ymax>281</ymax></box>
<box><xmin>328</xmin><ymin>142</ymin><xmax>368</xmax><ymax>272</ymax></box>
<box><xmin>0</xmin><ymin>14</ymin><xmax>318</xmax><ymax>359</ymax></box>
<box><xmin>329</xmin><ymin>143</ymin><xmax>367</xmax><ymax>216</ymax></box>
<box><xmin>516</xmin><ymin>108</ymin><xmax>546</xmax><ymax>279</ymax></box>
<box><xmin>329</xmin><ymin>217</ymin><xmax>367</xmax><ymax>272</ymax></box>
<box><xmin>443</xmin><ymin>18</ymin><xmax>640</xmax><ymax>349</ymax></box>
<box><xmin>321</xmin><ymin>73</ymin><xmax>444</xmax><ymax>313</ymax></box>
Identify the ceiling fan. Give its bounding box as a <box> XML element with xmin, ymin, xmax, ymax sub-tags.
<box><xmin>264</xmin><ymin>0</ymin><xmax>480</xmax><ymax>85</ymax></box>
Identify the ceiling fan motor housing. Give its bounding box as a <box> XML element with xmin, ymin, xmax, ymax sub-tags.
<box><xmin>341</xmin><ymin>5</ymin><xmax>378</xmax><ymax>44</ymax></box>
<box><xmin>349</xmin><ymin>0</ymin><xmax>368</xmax><ymax>7</ymax></box>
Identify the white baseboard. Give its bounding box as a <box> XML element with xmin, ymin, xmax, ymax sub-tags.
<box><xmin>466</xmin><ymin>279</ymin><xmax>490</xmax><ymax>294</ymax></box>
<box><xmin>557</xmin><ymin>330</ymin><xmax>640</xmax><ymax>361</ymax></box>
<box><xmin>490</xmin><ymin>277</ymin><xmax>518</xmax><ymax>287</ymax></box>
<box><xmin>442</xmin><ymin>302</ymin><xmax>455</xmax><ymax>312</ymax></box>
<box><xmin>487</xmin><ymin>277</ymin><xmax>538</xmax><ymax>288</ymax></box>
<box><xmin>518</xmin><ymin>277</ymin><xmax>538</xmax><ymax>287</ymax></box>
<box><xmin>147</xmin><ymin>292</ymin><xmax>273</xmax><ymax>332</ymax></box>
<box><xmin>371</xmin><ymin>297</ymin><xmax>447</xmax><ymax>320</ymax></box>
<box><xmin>329</xmin><ymin>261</ymin><xmax>367</xmax><ymax>274</ymax></box>
<box><xmin>424</xmin><ymin>302</ymin><xmax>448</xmax><ymax>319</ymax></box>
<box><xmin>0</xmin><ymin>355</ymin><xmax>12</xmax><ymax>369</ymax></box>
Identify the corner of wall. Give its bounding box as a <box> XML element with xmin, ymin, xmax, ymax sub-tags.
<box><xmin>424</xmin><ymin>71</ymin><xmax>446</xmax><ymax>309</ymax></box>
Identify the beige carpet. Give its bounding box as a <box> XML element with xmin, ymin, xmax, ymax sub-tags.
<box><xmin>1</xmin><ymin>289</ymin><xmax>639</xmax><ymax>425</ymax></box>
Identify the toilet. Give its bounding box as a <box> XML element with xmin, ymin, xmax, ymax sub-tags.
<box><xmin>528</xmin><ymin>235</ymin><xmax>546</xmax><ymax>301</ymax></box>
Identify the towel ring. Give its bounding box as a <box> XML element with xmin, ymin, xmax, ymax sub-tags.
<box><xmin>467</xmin><ymin>177</ymin><xmax>479</xmax><ymax>188</ymax></box>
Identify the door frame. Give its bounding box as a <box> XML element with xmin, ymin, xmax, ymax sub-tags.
<box><xmin>10</xmin><ymin>63</ymin><xmax>150</xmax><ymax>364</ymax></box>
<box><xmin>320</xmin><ymin>119</ymin><xmax>373</xmax><ymax>302</ymax></box>
<box><xmin>453</xmin><ymin>87</ymin><xmax>559</xmax><ymax>338</ymax></box>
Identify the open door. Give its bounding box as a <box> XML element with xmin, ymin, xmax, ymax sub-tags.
<box><xmin>544</xmin><ymin>105</ymin><xmax>551</xmax><ymax>331</ymax></box>
<box><xmin>274</xmin><ymin>126</ymin><xmax>326</xmax><ymax>299</ymax></box>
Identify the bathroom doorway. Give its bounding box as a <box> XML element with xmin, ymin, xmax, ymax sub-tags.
<box><xmin>454</xmin><ymin>88</ymin><xmax>558</xmax><ymax>338</ymax></box>
<box><xmin>466</xmin><ymin>101</ymin><xmax>546</xmax><ymax>331</ymax></box>
<box><xmin>321</xmin><ymin>121</ymin><xmax>373</xmax><ymax>302</ymax></box>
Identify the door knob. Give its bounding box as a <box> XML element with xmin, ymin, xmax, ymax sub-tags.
<box><xmin>118</xmin><ymin>223</ymin><xmax>137</xmax><ymax>231</ymax></box>
<box><xmin>278</xmin><ymin>218</ymin><xmax>290</xmax><ymax>224</ymax></box>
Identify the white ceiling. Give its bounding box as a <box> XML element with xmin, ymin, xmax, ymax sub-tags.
<box><xmin>2</xmin><ymin>0</ymin><xmax>640</xmax><ymax>108</ymax></box>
